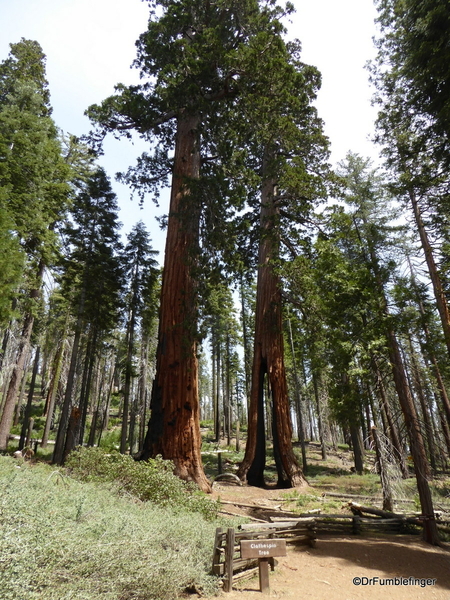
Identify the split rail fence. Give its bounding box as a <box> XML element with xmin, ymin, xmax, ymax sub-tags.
<box><xmin>212</xmin><ymin>512</ymin><xmax>424</xmax><ymax>592</ymax></box>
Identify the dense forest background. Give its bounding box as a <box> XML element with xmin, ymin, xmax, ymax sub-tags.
<box><xmin>1</xmin><ymin>0</ymin><xmax>450</xmax><ymax>546</ymax></box>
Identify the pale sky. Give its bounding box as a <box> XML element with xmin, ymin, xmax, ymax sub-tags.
<box><xmin>0</xmin><ymin>0</ymin><xmax>379</xmax><ymax>256</ymax></box>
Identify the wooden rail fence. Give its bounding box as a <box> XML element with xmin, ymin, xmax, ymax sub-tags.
<box><xmin>212</xmin><ymin>522</ymin><xmax>316</xmax><ymax>592</ymax></box>
<box><xmin>212</xmin><ymin>512</ymin><xmax>426</xmax><ymax>592</ymax></box>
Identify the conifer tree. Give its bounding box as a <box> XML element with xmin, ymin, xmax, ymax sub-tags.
<box><xmin>120</xmin><ymin>221</ymin><xmax>159</xmax><ymax>454</ymax></box>
<box><xmin>88</xmin><ymin>0</ymin><xmax>290</xmax><ymax>490</ymax></box>
<box><xmin>230</xmin><ymin>14</ymin><xmax>330</xmax><ymax>487</ymax></box>
<box><xmin>0</xmin><ymin>40</ymin><xmax>72</xmax><ymax>451</ymax></box>
<box><xmin>53</xmin><ymin>168</ymin><xmax>123</xmax><ymax>464</ymax></box>
<box><xmin>330</xmin><ymin>154</ymin><xmax>439</xmax><ymax>545</ymax></box>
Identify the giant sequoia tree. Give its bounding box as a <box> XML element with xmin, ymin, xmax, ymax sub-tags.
<box><xmin>232</xmin><ymin>29</ymin><xmax>330</xmax><ymax>486</ymax></box>
<box><xmin>88</xmin><ymin>0</ymin><xmax>281</xmax><ymax>491</ymax></box>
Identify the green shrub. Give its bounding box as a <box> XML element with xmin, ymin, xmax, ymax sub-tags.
<box><xmin>65</xmin><ymin>447</ymin><xmax>219</xmax><ymax>520</ymax></box>
<box><xmin>0</xmin><ymin>458</ymin><xmax>219</xmax><ymax>600</ymax></box>
<box><xmin>97</xmin><ymin>427</ymin><xmax>121</xmax><ymax>451</ymax></box>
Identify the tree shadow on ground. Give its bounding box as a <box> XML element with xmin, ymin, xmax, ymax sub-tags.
<box><xmin>293</xmin><ymin>535</ymin><xmax>450</xmax><ymax>591</ymax></box>
<box><xmin>305</xmin><ymin>463</ymin><xmax>352</xmax><ymax>477</ymax></box>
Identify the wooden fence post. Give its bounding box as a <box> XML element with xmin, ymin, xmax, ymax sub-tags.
<box><xmin>212</xmin><ymin>528</ymin><xmax>223</xmax><ymax>575</ymax></box>
<box><xmin>224</xmin><ymin>528</ymin><xmax>235</xmax><ymax>592</ymax></box>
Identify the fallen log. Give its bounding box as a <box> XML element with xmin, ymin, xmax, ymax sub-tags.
<box><xmin>240</xmin><ymin>520</ymin><xmax>313</xmax><ymax>530</ymax></box>
<box><xmin>323</xmin><ymin>492</ymin><xmax>415</xmax><ymax>504</ymax></box>
<box><xmin>348</xmin><ymin>502</ymin><xmax>421</xmax><ymax>525</ymax></box>
<box><xmin>218</xmin><ymin>510</ymin><xmax>267</xmax><ymax>522</ymax></box>
<box><xmin>219</xmin><ymin>499</ymin><xmax>281</xmax><ymax>510</ymax></box>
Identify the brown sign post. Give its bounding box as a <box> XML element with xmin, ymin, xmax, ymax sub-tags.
<box><xmin>240</xmin><ymin>539</ymin><xmax>287</xmax><ymax>593</ymax></box>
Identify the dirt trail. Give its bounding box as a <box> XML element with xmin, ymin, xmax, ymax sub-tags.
<box><xmin>211</xmin><ymin>483</ymin><xmax>450</xmax><ymax>600</ymax></box>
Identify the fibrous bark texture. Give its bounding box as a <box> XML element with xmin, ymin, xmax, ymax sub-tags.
<box><xmin>238</xmin><ymin>154</ymin><xmax>305</xmax><ymax>488</ymax></box>
<box><xmin>139</xmin><ymin>113</ymin><xmax>210</xmax><ymax>492</ymax></box>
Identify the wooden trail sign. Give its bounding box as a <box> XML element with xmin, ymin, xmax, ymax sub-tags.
<box><xmin>240</xmin><ymin>539</ymin><xmax>287</xmax><ymax>559</ymax></box>
<box><xmin>240</xmin><ymin>539</ymin><xmax>287</xmax><ymax>593</ymax></box>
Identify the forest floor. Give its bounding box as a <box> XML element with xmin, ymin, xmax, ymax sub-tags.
<box><xmin>207</xmin><ymin>442</ymin><xmax>450</xmax><ymax>600</ymax></box>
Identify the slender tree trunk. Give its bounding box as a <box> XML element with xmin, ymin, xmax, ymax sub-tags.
<box><xmin>287</xmin><ymin>316</ymin><xmax>307</xmax><ymax>472</ymax></box>
<box><xmin>371</xmin><ymin>426</ymin><xmax>394</xmax><ymax>512</ymax></box>
<box><xmin>240</xmin><ymin>278</ymin><xmax>252</xmax><ymax>406</ymax></box>
<box><xmin>211</xmin><ymin>333</ymin><xmax>219</xmax><ymax>441</ymax></box>
<box><xmin>77</xmin><ymin>329</ymin><xmax>97</xmax><ymax>447</ymax></box>
<box><xmin>301</xmin><ymin>358</ymin><xmax>315</xmax><ymax>441</ymax></box>
<box><xmin>0</xmin><ymin>327</ymin><xmax>11</xmax><ymax>376</ymax></box>
<box><xmin>139</xmin><ymin>112</ymin><xmax>210</xmax><ymax>492</ymax></box>
<box><xmin>0</xmin><ymin>298</ymin><xmax>17</xmax><ymax>374</ymax></box>
<box><xmin>40</xmin><ymin>347</ymin><xmax>49</xmax><ymax>400</ymax></box>
<box><xmin>98</xmin><ymin>361</ymin><xmax>116</xmax><ymax>447</ymax></box>
<box><xmin>0</xmin><ymin>261</ymin><xmax>43</xmax><ymax>450</ymax></box>
<box><xmin>238</xmin><ymin>150</ymin><xmax>305</xmax><ymax>488</ymax></box>
<box><xmin>88</xmin><ymin>357</ymin><xmax>103</xmax><ymax>447</ymax></box>
<box><xmin>13</xmin><ymin>350</ymin><xmax>31</xmax><ymax>427</ymax></box>
<box><xmin>435</xmin><ymin>392</ymin><xmax>450</xmax><ymax>459</ymax></box>
<box><xmin>225</xmin><ymin>326</ymin><xmax>232</xmax><ymax>446</ymax></box>
<box><xmin>409</xmin><ymin>190</ymin><xmax>450</xmax><ymax>359</ymax></box>
<box><xmin>138</xmin><ymin>337</ymin><xmax>148</xmax><ymax>449</ymax></box>
<box><xmin>19</xmin><ymin>346</ymin><xmax>40</xmax><ymax>451</ymax></box>
<box><xmin>406</xmin><ymin>337</ymin><xmax>437</xmax><ymax>472</ymax></box>
<box><xmin>358</xmin><ymin>220</ymin><xmax>439</xmax><ymax>543</ymax></box>
<box><xmin>312</xmin><ymin>373</ymin><xmax>327</xmax><ymax>460</ymax></box>
<box><xmin>121</xmin><ymin>278</ymin><xmax>138</xmax><ymax>453</ymax></box>
<box><xmin>411</xmin><ymin>271</ymin><xmax>450</xmax><ymax>431</ymax></box>
<box><xmin>41</xmin><ymin>335</ymin><xmax>66</xmax><ymax>448</ymax></box>
<box><xmin>102</xmin><ymin>362</ymin><xmax>116</xmax><ymax>431</ymax></box>
<box><xmin>386</xmin><ymin>327</ymin><xmax>439</xmax><ymax>543</ymax></box>
<box><xmin>371</xmin><ymin>355</ymin><xmax>408</xmax><ymax>477</ymax></box>
<box><xmin>62</xmin><ymin>406</ymin><xmax>81</xmax><ymax>463</ymax></box>
<box><xmin>349</xmin><ymin>423</ymin><xmax>364</xmax><ymax>474</ymax></box>
<box><xmin>53</xmin><ymin>289</ymin><xmax>85</xmax><ymax>465</ymax></box>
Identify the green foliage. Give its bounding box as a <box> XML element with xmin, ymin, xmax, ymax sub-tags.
<box><xmin>373</xmin><ymin>0</ymin><xmax>450</xmax><ymax>163</ymax></box>
<box><xmin>97</xmin><ymin>426</ymin><xmax>121</xmax><ymax>451</ymax></box>
<box><xmin>60</xmin><ymin>167</ymin><xmax>124</xmax><ymax>330</ymax></box>
<box><xmin>0</xmin><ymin>457</ymin><xmax>219</xmax><ymax>600</ymax></box>
<box><xmin>0</xmin><ymin>39</ymin><xmax>73</xmax><ymax>264</ymax></box>
<box><xmin>65</xmin><ymin>447</ymin><xmax>219</xmax><ymax>519</ymax></box>
<box><xmin>0</xmin><ymin>205</ymin><xmax>24</xmax><ymax>325</ymax></box>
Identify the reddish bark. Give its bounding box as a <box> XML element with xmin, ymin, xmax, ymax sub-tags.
<box><xmin>139</xmin><ymin>112</ymin><xmax>210</xmax><ymax>492</ymax></box>
<box><xmin>0</xmin><ymin>263</ymin><xmax>43</xmax><ymax>451</ymax></box>
<box><xmin>0</xmin><ymin>313</ymin><xmax>34</xmax><ymax>451</ymax></box>
<box><xmin>238</xmin><ymin>154</ymin><xmax>305</xmax><ymax>488</ymax></box>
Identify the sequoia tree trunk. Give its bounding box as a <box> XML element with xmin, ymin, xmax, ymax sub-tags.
<box><xmin>139</xmin><ymin>112</ymin><xmax>210</xmax><ymax>492</ymax></box>
<box><xmin>238</xmin><ymin>150</ymin><xmax>305</xmax><ymax>488</ymax></box>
